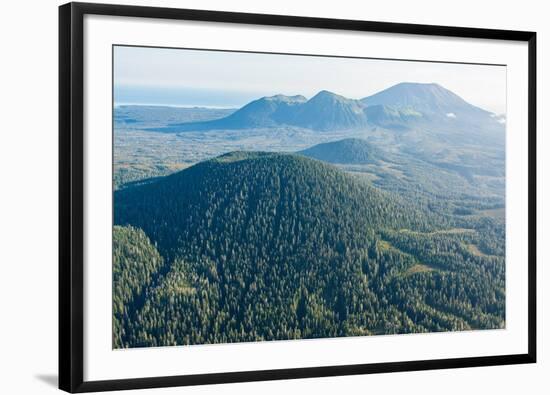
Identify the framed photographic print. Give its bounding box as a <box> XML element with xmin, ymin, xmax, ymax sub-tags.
<box><xmin>59</xmin><ymin>2</ymin><xmax>537</xmax><ymax>392</ymax></box>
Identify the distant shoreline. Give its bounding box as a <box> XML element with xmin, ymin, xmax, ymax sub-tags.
<box><xmin>114</xmin><ymin>102</ymin><xmax>238</xmax><ymax>110</ymax></box>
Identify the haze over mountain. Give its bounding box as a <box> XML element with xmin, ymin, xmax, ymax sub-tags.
<box><xmin>361</xmin><ymin>82</ymin><xmax>488</xmax><ymax>116</ymax></box>
<box><xmin>361</xmin><ymin>82</ymin><xmax>504</xmax><ymax>133</ymax></box>
<box><xmin>288</xmin><ymin>90</ymin><xmax>368</xmax><ymax>131</ymax></box>
<box><xmin>149</xmin><ymin>82</ymin><xmax>504</xmax><ymax>135</ymax></box>
<box><xmin>170</xmin><ymin>94</ymin><xmax>307</xmax><ymax>130</ymax></box>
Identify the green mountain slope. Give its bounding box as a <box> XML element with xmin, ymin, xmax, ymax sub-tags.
<box><xmin>298</xmin><ymin>138</ymin><xmax>382</xmax><ymax>165</ymax></box>
<box><xmin>115</xmin><ymin>152</ymin><xmax>433</xmax><ymax>258</ymax></box>
<box><xmin>113</xmin><ymin>225</ymin><xmax>165</xmax><ymax>348</ymax></box>
<box><xmin>113</xmin><ymin>152</ymin><xmax>504</xmax><ymax>347</ymax></box>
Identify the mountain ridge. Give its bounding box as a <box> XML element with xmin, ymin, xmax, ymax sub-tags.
<box><xmin>147</xmin><ymin>83</ymin><xmax>504</xmax><ymax>137</ymax></box>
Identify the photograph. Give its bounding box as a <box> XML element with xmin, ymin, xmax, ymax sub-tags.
<box><xmin>111</xmin><ymin>45</ymin><xmax>507</xmax><ymax>349</ymax></box>
<box><xmin>111</xmin><ymin>45</ymin><xmax>508</xmax><ymax>350</ymax></box>
<box><xmin>0</xmin><ymin>0</ymin><xmax>543</xmax><ymax>394</ymax></box>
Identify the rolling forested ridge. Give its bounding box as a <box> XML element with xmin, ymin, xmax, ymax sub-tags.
<box><xmin>113</xmin><ymin>82</ymin><xmax>506</xmax><ymax>348</ymax></box>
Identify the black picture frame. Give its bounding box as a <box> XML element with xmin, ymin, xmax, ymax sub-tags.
<box><xmin>59</xmin><ymin>2</ymin><xmax>537</xmax><ymax>392</ymax></box>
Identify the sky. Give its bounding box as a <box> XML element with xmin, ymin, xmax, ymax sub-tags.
<box><xmin>114</xmin><ymin>45</ymin><xmax>507</xmax><ymax>114</ymax></box>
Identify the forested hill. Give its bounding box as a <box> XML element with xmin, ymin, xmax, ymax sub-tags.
<box><xmin>112</xmin><ymin>152</ymin><xmax>504</xmax><ymax>347</ymax></box>
<box><xmin>114</xmin><ymin>151</ymin><xmax>436</xmax><ymax>260</ymax></box>
<box><xmin>298</xmin><ymin>138</ymin><xmax>382</xmax><ymax>165</ymax></box>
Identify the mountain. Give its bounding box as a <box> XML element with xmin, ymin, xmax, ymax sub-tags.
<box><xmin>211</xmin><ymin>94</ymin><xmax>307</xmax><ymax>128</ymax></box>
<box><xmin>113</xmin><ymin>152</ymin><xmax>426</xmax><ymax>346</ymax></box>
<box><xmin>363</xmin><ymin>104</ymin><xmax>423</xmax><ymax>130</ymax></box>
<box><xmin>156</xmin><ymin>94</ymin><xmax>307</xmax><ymax>131</ymax></box>
<box><xmin>361</xmin><ymin>82</ymin><xmax>504</xmax><ymax>132</ymax></box>
<box><xmin>150</xmin><ymin>91</ymin><xmax>367</xmax><ymax>132</ymax></box>
<box><xmin>298</xmin><ymin>138</ymin><xmax>382</xmax><ymax>165</ymax></box>
<box><xmin>113</xmin><ymin>151</ymin><xmax>504</xmax><ymax>347</ymax></box>
<box><xmin>289</xmin><ymin>91</ymin><xmax>368</xmax><ymax>131</ymax></box>
<box><xmin>148</xmin><ymin>83</ymin><xmax>504</xmax><ymax>137</ymax></box>
<box><xmin>115</xmin><ymin>151</ymin><xmax>429</xmax><ymax>257</ymax></box>
<box><xmin>361</xmin><ymin>82</ymin><xmax>488</xmax><ymax>116</ymax></box>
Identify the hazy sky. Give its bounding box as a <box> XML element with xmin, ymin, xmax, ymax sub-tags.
<box><xmin>114</xmin><ymin>45</ymin><xmax>507</xmax><ymax>114</ymax></box>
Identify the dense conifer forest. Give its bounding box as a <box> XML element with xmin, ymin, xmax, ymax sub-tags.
<box><xmin>113</xmin><ymin>152</ymin><xmax>505</xmax><ymax>348</ymax></box>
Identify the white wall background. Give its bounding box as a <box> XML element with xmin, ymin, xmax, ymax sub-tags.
<box><xmin>0</xmin><ymin>0</ymin><xmax>546</xmax><ymax>393</ymax></box>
